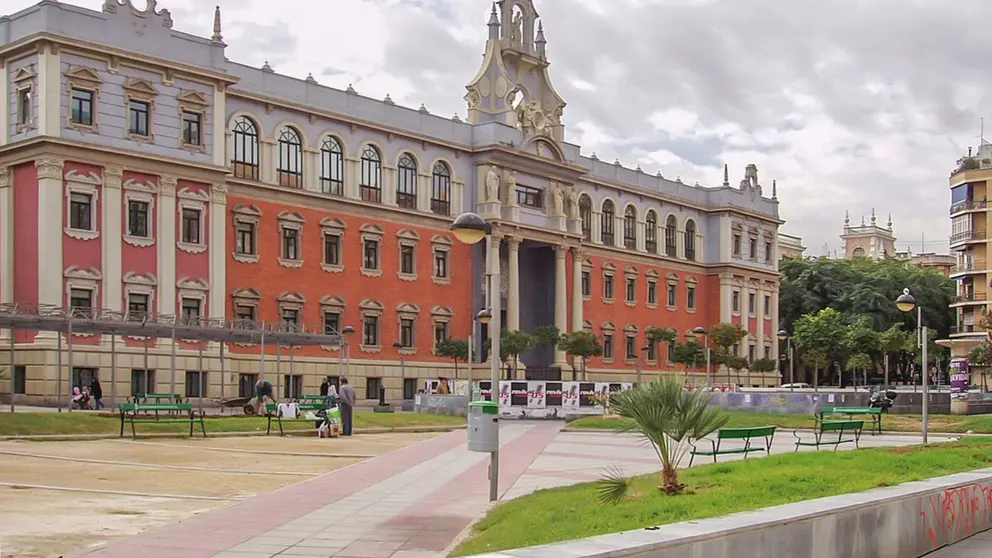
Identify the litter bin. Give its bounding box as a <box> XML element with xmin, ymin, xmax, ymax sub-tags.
<box><xmin>467</xmin><ymin>400</ymin><xmax>499</xmax><ymax>453</ymax></box>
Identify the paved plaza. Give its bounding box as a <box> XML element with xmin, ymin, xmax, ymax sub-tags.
<box><xmin>73</xmin><ymin>423</ymin><xmax>969</xmax><ymax>558</ymax></box>
<box><xmin>927</xmin><ymin>529</ymin><xmax>992</xmax><ymax>557</ymax></box>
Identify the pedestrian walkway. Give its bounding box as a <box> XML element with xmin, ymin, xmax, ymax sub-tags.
<box><xmin>75</xmin><ymin>423</ymin><xmax>954</xmax><ymax>558</ymax></box>
<box><xmin>927</xmin><ymin>529</ymin><xmax>992</xmax><ymax>557</ymax></box>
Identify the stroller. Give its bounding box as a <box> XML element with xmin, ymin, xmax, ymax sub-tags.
<box><xmin>71</xmin><ymin>387</ymin><xmax>91</xmax><ymax>410</ymax></box>
<box><xmin>314</xmin><ymin>404</ymin><xmax>343</xmax><ymax>438</ymax></box>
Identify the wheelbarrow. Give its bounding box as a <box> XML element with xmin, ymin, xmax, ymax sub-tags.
<box><xmin>213</xmin><ymin>396</ymin><xmax>256</xmax><ymax>415</ymax></box>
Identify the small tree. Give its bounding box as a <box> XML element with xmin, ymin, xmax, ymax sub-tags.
<box><xmin>845</xmin><ymin>352</ymin><xmax>873</xmax><ymax>389</ymax></box>
<box><xmin>531</xmin><ymin>325</ymin><xmax>561</xmax><ymax>371</ymax></box>
<box><xmin>501</xmin><ymin>330</ymin><xmax>535</xmax><ymax>380</ymax></box>
<box><xmin>793</xmin><ymin>308</ymin><xmax>847</xmax><ymax>389</ymax></box>
<box><xmin>435</xmin><ymin>339</ymin><xmax>469</xmax><ymax>376</ymax></box>
<box><xmin>879</xmin><ymin>324</ymin><xmax>910</xmax><ymax>383</ymax></box>
<box><xmin>559</xmin><ymin>331</ymin><xmax>603</xmax><ymax>381</ymax></box>
<box><xmin>843</xmin><ymin>316</ymin><xmax>881</xmax><ymax>388</ymax></box>
<box><xmin>727</xmin><ymin>356</ymin><xmax>749</xmax><ymax>386</ymax></box>
<box><xmin>709</xmin><ymin>323</ymin><xmax>747</xmax><ymax>370</ymax></box>
<box><xmin>969</xmin><ymin>341</ymin><xmax>991</xmax><ymax>392</ymax></box>
<box><xmin>671</xmin><ymin>338</ymin><xmax>704</xmax><ymax>371</ymax></box>
<box><xmin>645</xmin><ymin>326</ymin><xmax>677</xmax><ymax>365</ymax></box>
<box><xmin>750</xmin><ymin>358</ymin><xmax>777</xmax><ymax>373</ymax></box>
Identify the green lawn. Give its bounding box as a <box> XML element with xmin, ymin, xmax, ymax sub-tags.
<box><xmin>569</xmin><ymin>411</ymin><xmax>992</xmax><ymax>434</ymax></box>
<box><xmin>0</xmin><ymin>411</ymin><xmax>465</xmax><ymax>436</ymax></box>
<box><xmin>451</xmin><ymin>437</ymin><xmax>992</xmax><ymax>556</ymax></box>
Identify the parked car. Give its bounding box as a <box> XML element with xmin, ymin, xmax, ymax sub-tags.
<box><xmin>780</xmin><ymin>383</ymin><xmax>811</xmax><ymax>389</ymax></box>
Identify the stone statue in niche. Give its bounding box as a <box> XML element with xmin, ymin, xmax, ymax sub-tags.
<box><xmin>485</xmin><ymin>165</ymin><xmax>501</xmax><ymax>202</ymax></box>
<box><xmin>511</xmin><ymin>11</ymin><xmax>524</xmax><ymax>44</ymax></box>
<box><xmin>516</xmin><ymin>100</ymin><xmax>543</xmax><ymax>133</ymax></box>
<box><xmin>551</xmin><ymin>182</ymin><xmax>564</xmax><ymax>216</ymax></box>
<box><xmin>566</xmin><ymin>186</ymin><xmax>580</xmax><ymax>220</ymax></box>
<box><xmin>504</xmin><ymin>170</ymin><xmax>518</xmax><ymax>205</ymax></box>
<box><xmin>740</xmin><ymin>164</ymin><xmax>759</xmax><ymax>189</ymax></box>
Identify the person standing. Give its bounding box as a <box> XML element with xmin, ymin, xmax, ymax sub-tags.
<box><xmin>338</xmin><ymin>377</ymin><xmax>356</xmax><ymax>436</ymax></box>
<box><xmin>90</xmin><ymin>375</ymin><xmax>104</xmax><ymax>410</ymax></box>
<box><xmin>253</xmin><ymin>379</ymin><xmax>276</xmax><ymax>415</ymax></box>
<box><xmin>319</xmin><ymin>377</ymin><xmax>330</xmax><ymax>397</ymax></box>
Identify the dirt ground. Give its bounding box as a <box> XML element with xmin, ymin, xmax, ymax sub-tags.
<box><xmin>0</xmin><ymin>432</ymin><xmax>439</xmax><ymax>558</ymax></box>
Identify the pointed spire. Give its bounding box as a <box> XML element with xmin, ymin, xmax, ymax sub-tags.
<box><xmin>261</xmin><ymin>61</ymin><xmax>273</xmax><ymax>73</ymax></box>
<box><xmin>887</xmin><ymin>213</ymin><xmax>893</xmax><ymax>229</ymax></box>
<box><xmin>488</xmin><ymin>2</ymin><xmax>500</xmax><ymax>40</ymax></box>
<box><xmin>418</xmin><ymin>103</ymin><xmax>430</xmax><ymax>114</ymax></box>
<box><xmin>346</xmin><ymin>83</ymin><xmax>357</xmax><ymax>94</ymax></box>
<box><xmin>452</xmin><ymin>113</ymin><xmax>462</xmax><ymax>122</ymax></box>
<box><xmin>305</xmin><ymin>73</ymin><xmax>317</xmax><ymax>84</ymax></box>
<box><xmin>771</xmin><ymin>179</ymin><xmax>777</xmax><ymax>199</ymax></box>
<box><xmin>383</xmin><ymin>94</ymin><xmax>395</xmax><ymax>105</ymax></box>
<box><xmin>871</xmin><ymin>207</ymin><xmax>876</xmax><ymax>224</ymax></box>
<box><xmin>535</xmin><ymin>20</ymin><xmax>547</xmax><ymax>58</ymax></box>
<box><xmin>844</xmin><ymin>210</ymin><xmax>850</xmax><ymax>227</ymax></box>
<box><xmin>211</xmin><ymin>5</ymin><xmax>223</xmax><ymax>43</ymax></box>
<box><xmin>722</xmin><ymin>164</ymin><xmax>729</xmax><ymax>187</ymax></box>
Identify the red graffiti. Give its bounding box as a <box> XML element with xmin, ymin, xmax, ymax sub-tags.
<box><xmin>920</xmin><ymin>482</ymin><xmax>992</xmax><ymax>551</ymax></box>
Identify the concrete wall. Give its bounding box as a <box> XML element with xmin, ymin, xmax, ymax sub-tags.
<box><xmin>709</xmin><ymin>390</ymin><xmax>952</xmax><ymax>415</ymax></box>
<box><xmin>473</xmin><ymin>469</ymin><xmax>992</xmax><ymax>558</ymax></box>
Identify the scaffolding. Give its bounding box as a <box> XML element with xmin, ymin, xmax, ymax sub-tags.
<box><xmin>0</xmin><ymin>302</ymin><xmax>346</xmax><ymax>413</ymax></box>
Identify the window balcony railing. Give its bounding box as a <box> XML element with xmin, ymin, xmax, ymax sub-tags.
<box><xmin>950</xmin><ymin>199</ymin><xmax>988</xmax><ymax>215</ymax></box>
<box><xmin>950</xmin><ymin>230</ymin><xmax>988</xmax><ymax>244</ymax></box>
<box><xmin>952</xmin><ymin>292</ymin><xmax>988</xmax><ymax>303</ymax></box>
<box><xmin>952</xmin><ymin>260</ymin><xmax>987</xmax><ymax>274</ymax></box>
<box><xmin>951</xmin><ymin>324</ymin><xmax>981</xmax><ymax>335</ymax></box>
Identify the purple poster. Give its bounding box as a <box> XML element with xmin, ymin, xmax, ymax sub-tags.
<box><xmin>951</xmin><ymin>358</ymin><xmax>970</xmax><ymax>396</ymax></box>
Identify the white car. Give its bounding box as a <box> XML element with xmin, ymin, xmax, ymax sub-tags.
<box><xmin>780</xmin><ymin>383</ymin><xmax>811</xmax><ymax>389</ymax></box>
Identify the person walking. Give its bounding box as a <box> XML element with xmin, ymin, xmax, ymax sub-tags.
<box><xmin>90</xmin><ymin>375</ymin><xmax>104</xmax><ymax>410</ymax></box>
<box><xmin>338</xmin><ymin>377</ymin><xmax>356</xmax><ymax>436</ymax></box>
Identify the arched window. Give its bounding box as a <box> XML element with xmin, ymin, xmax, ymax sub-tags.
<box><xmin>360</xmin><ymin>145</ymin><xmax>382</xmax><ymax>202</ymax></box>
<box><xmin>601</xmin><ymin>200</ymin><xmax>615</xmax><ymax>245</ymax></box>
<box><xmin>431</xmin><ymin>162</ymin><xmax>451</xmax><ymax>216</ymax></box>
<box><xmin>231</xmin><ymin>116</ymin><xmax>259</xmax><ymax>180</ymax></box>
<box><xmin>623</xmin><ymin>206</ymin><xmax>637</xmax><ymax>249</ymax></box>
<box><xmin>319</xmin><ymin>137</ymin><xmax>344</xmax><ymax>196</ymax></box>
<box><xmin>665</xmin><ymin>215</ymin><xmax>678</xmax><ymax>257</ymax></box>
<box><xmin>579</xmin><ymin>195</ymin><xmax>592</xmax><ymax>241</ymax></box>
<box><xmin>396</xmin><ymin>153</ymin><xmax>418</xmax><ymax>209</ymax></box>
<box><xmin>853</xmin><ymin>247</ymin><xmax>866</xmax><ymax>258</ymax></box>
<box><xmin>685</xmin><ymin>219</ymin><xmax>697</xmax><ymax>261</ymax></box>
<box><xmin>645</xmin><ymin>210</ymin><xmax>658</xmax><ymax>253</ymax></box>
<box><xmin>277</xmin><ymin>126</ymin><xmax>303</xmax><ymax>188</ymax></box>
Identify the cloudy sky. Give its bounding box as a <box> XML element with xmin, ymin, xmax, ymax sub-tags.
<box><xmin>4</xmin><ymin>0</ymin><xmax>982</xmax><ymax>256</ymax></box>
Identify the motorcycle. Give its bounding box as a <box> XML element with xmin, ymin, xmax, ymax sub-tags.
<box><xmin>869</xmin><ymin>387</ymin><xmax>898</xmax><ymax>413</ymax></box>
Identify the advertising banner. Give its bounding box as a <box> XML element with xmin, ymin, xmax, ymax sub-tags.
<box><xmin>527</xmin><ymin>381</ymin><xmax>546</xmax><ymax>408</ymax></box>
<box><xmin>562</xmin><ymin>382</ymin><xmax>580</xmax><ymax>409</ymax></box>
<box><xmin>578</xmin><ymin>382</ymin><xmax>597</xmax><ymax>407</ymax></box>
<box><xmin>950</xmin><ymin>358</ymin><xmax>970</xmax><ymax>398</ymax></box>
<box><xmin>497</xmin><ymin>381</ymin><xmax>512</xmax><ymax>408</ymax></box>
<box><xmin>544</xmin><ymin>382</ymin><xmax>563</xmax><ymax>408</ymax></box>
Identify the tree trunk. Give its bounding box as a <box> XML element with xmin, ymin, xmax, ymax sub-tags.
<box><xmin>660</xmin><ymin>462</ymin><xmax>685</xmax><ymax>495</ymax></box>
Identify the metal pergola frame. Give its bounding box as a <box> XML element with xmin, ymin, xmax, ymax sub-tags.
<box><xmin>0</xmin><ymin>303</ymin><xmax>345</xmax><ymax>413</ymax></box>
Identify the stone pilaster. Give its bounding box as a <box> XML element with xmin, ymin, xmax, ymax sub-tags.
<box><xmin>0</xmin><ymin>167</ymin><xmax>10</xmax><ymax>340</ymax></box>
<box><xmin>102</xmin><ymin>165</ymin><xmax>123</xmax><ymax>312</ymax></box>
<box><xmin>506</xmin><ymin>236</ymin><xmax>521</xmax><ymax>331</ymax></box>
<box><xmin>756</xmin><ymin>282</ymin><xmax>765</xmax><ymax>351</ymax></box>
<box><xmin>719</xmin><ymin>272</ymin><xmax>733</xmax><ymax>323</ymax></box>
<box><xmin>36</xmin><ymin>157</ymin><xmax>64</xmax><ymax>340</ymax></box>
<box><xmin>158</xmin><ymin>175</ymin><xmax>177</xmax><ymax>316</ymax></box>
<box><xmin>571</xmin><ymin>247</ymin><xmax>583</xmax><ymax>331</ymax></box>
<box><xmin>553</xmin><ymin>244</ymin><xmax>569</xmax><ymax>369</ymax></box>
<box><xmin>209</xmin><ymin>183</ymin><xmax>227</xmax><ymax>324</ymax></box>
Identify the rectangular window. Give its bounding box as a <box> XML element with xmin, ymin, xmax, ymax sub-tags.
<box><xmin>434</xmin><ymin>322</ymin><xmax>449</xmax><ymax>347</ymax></box>
<box><xmin>667</xmin><ymin>341</ymin><xmax>676</xmax><ymax>362</ymax></box>
<box><xmin>131</xmin><ymin>369</ymin><xmax>156</xmax><ymax>396</ymax></box>
<box><xmin>70</xmin><ymin>88</ymin><xmax>94</xmax><ymax>126</ymax></box>
<box><xmin>646</xmin><ymin>341</ymin><xmax>657</xmax><ymax>361</ymax></box>
<box><xmin>516</xmin><ymin>185</ymin><xmax>544</xmax><ymax>208</ymax></box>
<box><xmin>17</xmin><ymin>88</ymin><xmax>30</xmax><ymax>125</ymax></box>
<box><xmin>647</xmin><ymin>280</ymin><xmax>658</xmax><ymax>305</ymax></box>
<box><xmin>625</xmin><ymin>336</ymin><xmax>636</xmax><ymax>360</ymax></box>
<box><xmin>323</xmin><ymin>311</ymin><xmax>340</xmax><ymax>335</ymax></box>
<box><xmin>733</xmin><ymin>233</ymin><xmax>742</xmax><ymax>256</ymax></box>
<box><xmin>748</xmin><ymin>345</ymin><xmax>756</xmax><ymax>362</ymax></box>
<box><xmin>403</xmin><ymin>378</ymin><xmax>417</xmax><ymax>400</ymax></box>
<box><xmin>603</xmin><ymin>275</ymin><xmax>614</xmax><ymax>300</ymax></box>
<box><xmin>69</xmin><ymin>192</ymin><xmax>93</xmax><ymax>230</ymax></box>
<box><xmin>765</xmin><ymin>241</ymin><xmax>773</xmax><ymax>262</ymax></box>
<box><xmin>323</xmin><ymin>233</ymin><xmax>341</xmax><ymax>266</ymax></box>
<box><xmin>128</xmin><ymin>100</ymin><xmax>150</xmax><ymax>136</ymax></box>
<box><xmin>238</xmin><ymin>373</ymin><xmax>258</xmax><ymax>398</ymax></box>
<box><xmin>363</xmin><ymin>239</ymin><xmax>380</xmax><ymax>270</ymax></box>
<box><xmin>181</xmin><ymin>111</ymin><xmax>202</xmax><ymax>146</ymax></box>
<box><xmin>282</xmin><ymin>228</ymin><xmax>300</xmax><ymax>260</ymax></box>
<box><xmin>181</xmin><ymin>298</ymin><xmax>201</xmax><ymax>324</ymax></box>
<box><xmin>236</xmin><ymin>221</ymin><xmax>256</xmax><ymax>255</ymax></box>
<box><xmin>749</xmin><ymin>238</ymin><xmax>757</xmax><ymax>259</ymax></box>
<box><xmin>69</xmin><ymin>288</ymin><xmax>93</xmax><ymax>317</ymax></box>
<box><xmin>625</xmin><ymin>278</ymin><xmax>636</xmax><ymax>302</ymax></box>
<box><xmin>181</xmin><ymin>208</ymin><xmax>201</xmax><ymax>244</ymax></box>
<box><xmin>581</xmin><ymin>271</ymin><xmax>591</xmax><ymax>297</ymax></box>
<box><xmin>127</xmin><ymin>200</ymin><xmax>149</xmax><ymax>238</ymax></box>
<box><xmin>366</xmin><ymin>377</ymin><xmax>382</xmax><ymax>400</ymax></box>
<box><xmin>764</xmin><ymin>294</ymin><xmax>771</xmax><ymax>316</ymax></box>
<box><xmin>13</xmin><ymin>365</ymin><xmax>26</xmax><ymax>394</ymax></box>
<box><xmin>732</xmin><ymin>290</ymin><xmax>741</xmax><ymax>313</ymax></box>
<box><xmin>283</xmin><ymin>374</ymin><xmax>304</xmax><ymax>399</ymax></box>
<box><xmin>127</xmin><ymin>293</ymin><xmax>149</xmax><ymax>320</ymax></box>
<box><xmin>400</xmin><ymin>245</ymin><xmax>415</xmax><ymax>274</ymax></box>
<box><xmin>603</xmin><ymin>334</ymin><xmax>614</xmax><ymax>360</ymax></box>
<box><xmin>281</xmin><ymin>308</ymin><xmax>300</xmax><ymax>331</ymax></box>
<box><xmin>234</xmin><ymin>304</ymin><xmax>256</xmax><ymax>323</ymax></box>
<box><xmin>667</xmin><ymin>284</ymin><xmax>677</xmax><ymax>307</ymax></box>
<box><xmin>185</xmin><ymin>371</ymin><xmax>207</xmax><ymax>398</ymax></box>
<box><xmin>400</xmin><ymin>318</ymin><xmax>415</xmax><ymax>347</ymax></box>
<box><xmin>433</xmin><ymin>249</ymin><xmax>448</xmax><ymax>278</ymax></box>
<box><xmin>687</xmin><ymin>286</ymin><xmax>696</xmax><ymax>310</ymax></box>
<box><xmin>748</xmin><ymin>293</ymin><xmax>756</xmax><ymax>314</ymax></box>
<box><xmin>363</xmin><ymin>315</ymin><xmax>379</xmax><ymax>346</ymax></box>
<box><xmin>764</xmin><ymin>346</ymin><xmax>771</xmax><ymax>360</ymax></box>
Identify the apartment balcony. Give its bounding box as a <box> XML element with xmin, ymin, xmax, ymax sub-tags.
<box><xmin>951</xmin><ymin>292</ymin><xmax>988</xmax><ymax>305</ymax></box>
<box><xmin>950</xmin><ymin>324</ymin><xmax>985</xmax><ymax>336</ymax></box>
<box><xmin>950</xmin><ymin>199</ymin><xmax>988</xmax><ymax>216</ymax></box>
<box><xmin>950</xmin><ymin>229</ymin><xmax>987</xmax><ymax>247</ymax></box>
<box><xmin>951</xmin><ymin>260</ymin><xmax>987</xmax><ymax>276</ymax></box>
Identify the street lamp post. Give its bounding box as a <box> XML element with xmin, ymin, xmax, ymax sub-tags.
<box><xmin>896</xmin><ymin>287</ymin><xmax>928</xmax><ymax>444</ymax></box>
<box><xmin>452</xmin><ymin>212</ymin><xmax>500</xmax><ymax>503</ymax></box>
<box><xmin>472</xmin><ymin>308</ymin><xmax>493</xmax><ymax>402</ymax></box>
<box><xmin>692</xmin><ymin>327</ymin><xmax>711</xmax><ymax>390</ymax></box>
<box><xmin>777</xmin><ymin>330</ymin><xmax>794</xmax><ymax>391</ymax></box>
<box><xmin>341</xmin><ymin>326</ymin><xmax>355</xmax><ymax>379</ymax></box>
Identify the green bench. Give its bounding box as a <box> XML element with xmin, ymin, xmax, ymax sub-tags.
<box><xmin>296</xmin><ymin>395</ymin><xmax>336</xmax><ymax>406</ymax></box>
<box><xmin>688</xmin><ymin>426</ymin><xmax>777</xmax><ymax>466</ymax></box>
<box><xmin>118</xmin><ymin>402</ymin><xmax>207</xmax><ymax>439</ymax></box>
<box><xmin>817</xmin><ymin>406</ymin><xmax>882</xmax><ymax>435</ymax></box>
<box><xmin>794</xmin><ymin>420</ymin><xmax>864</xmax><ymax>451</ymax></box>
<box><xmin>265</xmin><ymin>402</ymin><xmax>329</xmax><ymax>436</ymax></box>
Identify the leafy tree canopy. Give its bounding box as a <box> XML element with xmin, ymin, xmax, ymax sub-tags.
<box><xmin>435</xmin><ymin>339</ymin><xmax>469</xmax><ymax>372</ymax></box>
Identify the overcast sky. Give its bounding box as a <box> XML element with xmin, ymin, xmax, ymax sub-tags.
<box><xmin>5</xmin><ymin>0</ymin><xmax>982</xmax><ymax>256</ymax></box>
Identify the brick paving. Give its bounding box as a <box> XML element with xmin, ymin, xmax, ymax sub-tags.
<box><xmin>74</xmin><ymin>423</ymin><xmax>954</xmax><ymax>558</ymax></box>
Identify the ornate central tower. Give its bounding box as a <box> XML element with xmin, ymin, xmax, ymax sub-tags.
<box><xmin>464</xmin><ymin>1</ymin><xmax>566</xmax><ymax>142</ymax></box>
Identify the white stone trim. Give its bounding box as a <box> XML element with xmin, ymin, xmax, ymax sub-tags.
<box><xmin>396</xmin><ymin>229</ymin><xmax>420</xmax><ymax>282</ymax></box>
<box><xmin>277</xmin><ymin>211</ymin><xmax>306</xmax><ymax>268</ymax></box>
<box><xmin>396</xmin><ymin>303</ymin><xmax>421</xmax><ymax>355</ymax></box>
<box><xmin>581</xmin><ymin>258</ymin><xmax>593</xmax><ymax>301</ymax></box>
<box><xmin>359</xmin><ymin>298</ymin><xmax>384</xmax><ymax>353</ymax></box>
<box><xmin>176</xmin><ymin>187</ymin><xmax>208</xmax><ymax>253</ymax></box>
<box><xmin>320</xmin><ymin>217</ymin><xmax>346</xmax><ymax>273</ymax></box>
<box><xmin>64</xmin><ymin>265</ymin><xmax>101</xmax><ymax>337</ymax></box>
<box><xmin>430</xmin><ymin>234</ymin><xmax>453</xmax><ymax>285</ymax></box>
<box><xmin>600</xmin><ymin>321</ymin><xmax>616</xmax><ymax>364</ymax></box>
<box><xmin>123</xmin><ymin>272</ymin><xmax>157</xmax><ymax>338</ymax></box>
<box><xmin>360</xmin><ymin>223</ymin><xmax>384</xmax><ymax>278</ymax></box>
<box><xmin>318</xmin><ymin>295</ymin><xmax>347</xmax><ymax>352</ymax></box>
<box><xmin>65</xmin><ymin>66</ymin><xmax>102</xmax><ymax>134</ymax></box>
<box><xmin>64</xmin><ymin>170</ymin><xmax>101</xmax><ymax>241</ymax></box>
<box><xmin>601</xmin><ymin>262</ymin><xmax>616</xmax><ymax>304</ymax></box>
<box><xmin>232</xmin><ymin>203</ymin><xmax>261</xmax><ymax>263</ymax></box>
<box><xmin>122</xmin><ymin>178</ymin><xmax>157</xmax><ymax>247</ymax></box>
<box><xmin>430</xmin><ymin>305</ymin><xmax>453</xmax><ymax>354</ymax></box>
<box><xmin>277</xmin><ymin>291</ymin><xmax>306</xmax><ymax>331</ymax></box>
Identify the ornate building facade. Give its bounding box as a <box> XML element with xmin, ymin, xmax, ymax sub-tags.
<box><xmin>0</xmin><ymin>0</ymin><xmax>782</xmax><ymax>403</ymax></box>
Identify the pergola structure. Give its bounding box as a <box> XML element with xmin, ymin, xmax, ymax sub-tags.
<box><xmin>0</xmin><ymin>302</ymin><xmax>347</xmax><ymax>412</ymax></box>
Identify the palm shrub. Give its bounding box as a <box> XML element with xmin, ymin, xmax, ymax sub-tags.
<box><xmin>606</xmin><ymin>376</ymin><xmax>728</xmax><ymax>496</ymax></box>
